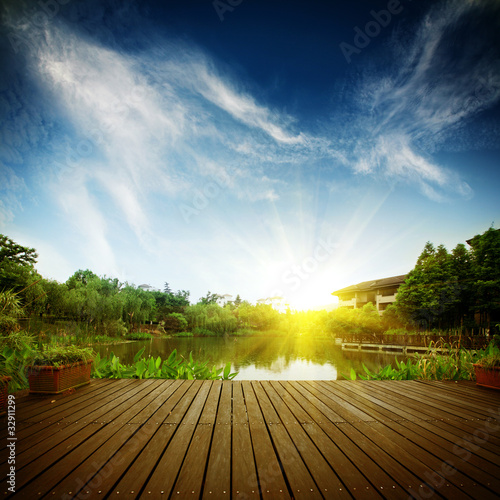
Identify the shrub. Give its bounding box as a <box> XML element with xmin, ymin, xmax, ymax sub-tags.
<box><xmin>102</xmin><ymin>319</ymin><xmax>128</xmax><ymax>337</ymax></box>
<box><xmin>162</xmin><ymin>313</ymin><xmax>188</xmax><ymax>333</ymax></box>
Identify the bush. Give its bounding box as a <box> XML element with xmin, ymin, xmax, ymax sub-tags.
<box><xmin>162</xmin><ymin>313</ymin><xmax>188</xmax><ymax>333</ymax></box>
<box><xmin>102</xmin><ymin>319</ymin><xmax>128</xmax><ymax>337</ymax></box>
<box><xmin>192</xmin><ymin>327</ymin><xmax>216</xmax><ymax>336</ymax></box>
<box><xmin>174</xmin><ymin>331</ymin><xmax>193</xmax><ymax>337</ymax></box>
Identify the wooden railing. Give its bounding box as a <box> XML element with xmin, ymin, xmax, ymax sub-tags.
<box><xmin>340</xmin><ymin>333</ymin><xmax>490</xmax><ymax>349</ymax></box>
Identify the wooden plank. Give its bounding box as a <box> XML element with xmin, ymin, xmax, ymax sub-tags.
<box><xmin>284</xmin><ymin>381</ymin><xmax>409</xmax><ymax>498</ymax></box>
<box><xmin>361</xmin><ymin>380</ymin><xmax>485</xmax><ymax>421</ymax></box>
<box><xmin>261</xmin><ymin>381</ymin><xmax>351</xmax><ymax>498</ymax></box>
<box><xmin>228</xmin><ymin>381</ymin><xmax>260</xmax><ymax>498</ymax></box>
<box><xmin>16</xmin><ymin>423</ymin><xmax>140</xmax><ymax>498</ymax></box>
<box><xmin>251</xmin><ymin>381</ymin><xmax>322</xmax><ymax>499</ymax></box>
<box><xmin>9</xmin><ymin>378</ymin><xmax>158</xmax><ymax>487</ymax></box>
<box><xmin>271</xmin><ymin>381</ymin><xmax>383</xmax><ymax>500</ymax></box>
<box><xmin>121</xmin><ymin>378</ymin><xmax>175</xmax><ymax>423</ymax></box>
<box><xmin>242</xmin><ymin>381</ymin><xmax>290</xmax><ymax>499</ymax></box>
<box><xmin>109</xmin><ymin>381</ymin><xmax>202</xmax><ymax>497</ymax></box>
<box><xmin>203</xmin><ymin>381</ymin><xmax>234</xmax><ymax>498</ymax></box>
<box><xmin>173</xmin><ymin>381</ymin><xmax>222</xmax><ymax>498</ymax></box>
<box><xmin>346</xmin><ymin>394</ymin><xmax>500</xmax><ymax>498</ymax></box>
<box><xmin>1</xmin><ymin>379</ymin><xmax>499</xmax><ymax>499</ymax></box>
<box><xmin>352</xmin><ymin>420</ymin><xmax>474</xmax><ymax>499</ymax></box>
<box><xmin>12</xmin><ymin>378</ymin><xmax>114</xmax><ymax>415</ymax></box>
<box><xmin>22</xmin><ymin>379</ymin><xmax>139</xmax><ymax>423</ymax></box>
<box><xmin>141</xmin><ymin>380</ymin><xmax>212</xmax><ymax>496</ymax></box>
<box><xmin>361</xmin><ymin>380</ymin><xmax>500</xmax><ymax>447</ymax></box>
<box><xmin>299</xmin><ymin>381</ymin><xmax>375</xmax><ymax>422</ymax></box>
<box><xmin>386</xmin><ymin>380</ymin><xmax>498</xmax><ymax>420</ymax></box>
<box><xmin>2</xmin><ymin>379</ymin><xmax>146</xmax><ymax>462</ymax></box>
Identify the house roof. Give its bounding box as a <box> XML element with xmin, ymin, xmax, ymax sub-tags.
<box><xmin>332</xmin><ymin>274</ymin><xmax>407</xmax><ymax>295</ymax></box>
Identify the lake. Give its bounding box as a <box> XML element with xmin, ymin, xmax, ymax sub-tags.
<box><xmin>94</xmin><ymin>336</ymin><xmax>404</xmax><ymax>380</ymax></box>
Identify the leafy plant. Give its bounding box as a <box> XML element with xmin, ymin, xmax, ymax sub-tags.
<box><xmin>345</xmin><ymin>341</ymin><xmax>484</xmax><ymax>381</ymax></box>
<box><xmin>27</xmin><ymin>344</ymin><xmax>95</xmax><ymax>367</ymax></box>
<box><xmin>0</xmin><ymin>345</ymin><xmax>31</xmax><ymax>390</ymax></box>
<box><xmin>0</xmin><ymin>289</ymin><xmax>24</xmax><ymax>334</ymax></box>
<box><xmin>475</xmin><ymin>354</ymin><xmax>500</xmax><ymax>369</ymax></box>
<box><xmin>92</xmin><ymin>347</ymin><xmax>238</xmax><ymax>380</ymax></box>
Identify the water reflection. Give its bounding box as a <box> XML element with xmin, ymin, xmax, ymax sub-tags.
<box><xmin>94</xmin><ymin>337</ymin><xmax>404</xmax><ymax>380</ymax></box>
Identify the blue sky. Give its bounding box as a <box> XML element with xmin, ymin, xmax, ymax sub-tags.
<box><xmin>1</xmin><ymin>0</ymin><xmax>499</xmax><ymax>309</ymax></box>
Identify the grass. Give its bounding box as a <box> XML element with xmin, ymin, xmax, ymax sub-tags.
<box><xmin>123</xmin><ymin>331</ymin><xmax>154</xmax><ymax>341</ymax></box>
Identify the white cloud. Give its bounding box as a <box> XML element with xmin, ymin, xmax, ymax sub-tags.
<box><xmin>346</xmin><ymin>0</ymin><xmax>499</xmax><ymax>201</ymax></box>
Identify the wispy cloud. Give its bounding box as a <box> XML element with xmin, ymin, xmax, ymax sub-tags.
<box><xmin>345</xmin><ymin>0</ymin><xmax>500</xmax><ymax>200</ymax></box>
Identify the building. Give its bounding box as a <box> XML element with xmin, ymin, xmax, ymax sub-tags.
<box><xmin>332</xmin><ymin>275</ymin><xmax>407</xmax><ymax>314</ymax></box>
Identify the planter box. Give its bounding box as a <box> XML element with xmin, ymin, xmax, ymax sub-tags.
<box><xmin>0</xmin><ymin>376</ymin><xmax>11</xmax><ymax>413</ymax></box>
<box><xmin>473</xmin><ymin>364</ymin><xmax>500</xmax><ymax>390</ymax></box>
<box><xmin>28</xmin><ymin>360</ymin><xmax>93</xmax><ymax>394</ymax></box>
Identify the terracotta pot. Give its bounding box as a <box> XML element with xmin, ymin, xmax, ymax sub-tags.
<box><xmin>473</xmin><ymin>363</ymin><xmax>500</xmax><ymax>390</ymax></box>
<box><xmin>27</xmin><ymin>360</ymin><xmax>93</xmax><ymax>394</ymax></box>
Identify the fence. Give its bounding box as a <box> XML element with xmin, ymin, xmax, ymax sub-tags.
<box><xmin>340</xmin><ymin>333</ymin><xmax>490</xmax><ymax>349</ymax></box>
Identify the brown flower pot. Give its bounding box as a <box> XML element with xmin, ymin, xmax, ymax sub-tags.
<box><xmin>0</xmin><ymin>376</ymin><xmax>11</xmax><ymax>413</ymax></box>
<box><xmin>473</xmin><ymin>364</ymin><xmax>500</xmax><ymax>390</ymax></box>
<box><xmin>28</xmin><ymin>360</ymin><xmax>93</xmax><ymax>394</ymax></box>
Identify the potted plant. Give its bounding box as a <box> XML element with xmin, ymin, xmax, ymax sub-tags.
<box><xmin>473</xmin><ymin>353</ymin><xmax>500</xmax><ymax>390</ymax></box>
<box><xmin>26</xmin><ymin>345</ymin><xmax>95</xmax><ymax>394</ymax></box>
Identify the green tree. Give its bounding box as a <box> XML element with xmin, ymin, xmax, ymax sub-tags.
<box><xmin>395</xmin><ymin>243</ymin><xmax>457</xmax><ymax>330</ymax></box>
<box><xmin>66</xmin><ymin>269</ymin><xmax>98</xmax><ymax>289</ymax></box>
<box><xmin>468</xmin><ymin>228</ymin><xmax>500</xmax><ymax>333</ymax></box>
<box><xmin>199</xmin><ymin>291</ymin><xmax>222</xmax><ymax>305</ymax></box>
<box><xmin>0</xmin><ymin>234</ymin><xmax>38</xmax><ymax>266</ymax></box>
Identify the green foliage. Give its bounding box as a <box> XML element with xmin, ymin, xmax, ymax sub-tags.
<box><xmin>0</xmin><ymin>329</ymin><xmax>36</xmax><ymax>351</ymax></box>
<box><xmin>0</xmin><ymin>345</ymin><xmax>30</xmax><ymax>391</ymax></box>
<box><xmin>326</xmin><ymin>302</ymin><xmax>385</xmax><ymax>336</ymax></box>
<box><xmin>0</xmin><ymin>234</ymin><xmax>38</xmax><ymax>266</ymax></box>
<box><xmin>474</xmin><ymin>342</ymin><xmax>500</xmax><ymax>369</ymax></box>
<box><xmin>92</xmin><ymin>347</ymin><xmax>238</xmax><ymax>380</ymax></box>
<box><xmin>476</xmin><ymin>354</ymin><xmax>500</xmax><ymax>369</ymax></box>
<box><xmin>394</xmin><ymin>228</ymin><xmax>500</xmax><ymax>333</ymax></box>
<box><xmin>0</xmin><ymin>289</ymin><xmax>24</xmax><ymax>334</ymax></box>
<box><xmin>384</xmin><ymin>328</ymin><xmax>413</xmax><ymax>336</ymax></box>
<box><xmin>124</xmin><ymin>331</ymin><xmax>153</xmax><ymax>340</ymax></box>
<box><xmin>162</xmin><ymin>312</ymin><xmax>188</xmax><ymax>333</ymax></box>
<box><xmin>198</xmin><ymin>291</ymin><xmax>223</xmax><ymax>305</ymax></box>
<box><xmin>102</xmin><ymin>319</ymin><xmax>128</xmax><ymax>337</ymax></box>
<box><xmin>174</xmin><ymin>330</ymin><xmax>194</xmax><ymax>337</ymax></box>
<box><xmin>27</xmin><ymin>344</ymin><xmax>95</xmax><ymax>367</ymax></box>
<box><xmin>345</xmin><ymin>342</ymin><xmax>496</xmax><ymax>381</ymax></box>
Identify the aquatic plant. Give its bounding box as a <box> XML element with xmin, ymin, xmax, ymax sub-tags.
<box><xmin>92</xmin><ymin>347</ymin><xmax>237</xmax><ymax>380</ymax></box>
<box><xmin>347</xmin><ymin>341</ymin><xmax>496</xmax><ymax>381</ymax></box>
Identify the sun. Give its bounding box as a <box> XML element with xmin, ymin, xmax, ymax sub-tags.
<box><xmin>286</xmin><ymin>286</ymin><xmax>338</xmax><ymax>312</ymax></box>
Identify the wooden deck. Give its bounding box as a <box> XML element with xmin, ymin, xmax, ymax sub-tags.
<box><xmin>1</xmin><ymin>379</ymin><xmax>500</xmax><ymax>499</ymax></box>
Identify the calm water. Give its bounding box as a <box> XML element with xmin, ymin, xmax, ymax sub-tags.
<box><xmin>94</xmin><ymin>337</ymin><xmax>404</xmax><ymax>380</ymax></box>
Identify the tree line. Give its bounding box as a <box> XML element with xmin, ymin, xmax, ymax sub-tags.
<box><xmin>393</xmin><ymin>227</ymin><xmax>500</xmax><ymax>334</ymax></box>
<box><xmin>1</xmin><ymin>228</ymin><xmax>499</xmax><ymax>338</ymax></box>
